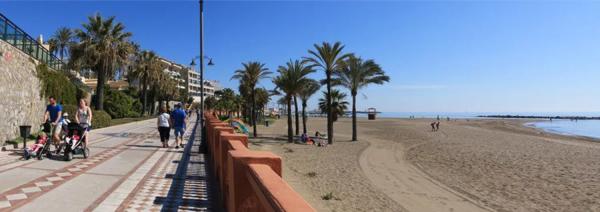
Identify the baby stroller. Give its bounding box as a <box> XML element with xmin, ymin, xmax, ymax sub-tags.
<box><xmin>26</xmin><ymin>122</ymin><xmax>56</xmax><ymax>160</ymax></box>
<box><xmin>24</xmin><ymin>131</ymin><xmax>51</xmax><ymax>160</ymax></box>
<box><xmin>63</xmin><ymin>122</ymin><xmax>90</xmax><ymax>161</ymax></box>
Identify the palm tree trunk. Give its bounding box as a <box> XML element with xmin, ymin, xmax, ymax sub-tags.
<box><xmin>294</xmin><ymin>95</ymin><xmax>300</xmax><ymax>135</ymax></box>
<box><xmin>140</xmin><ymin>77</ymin><xmax>148</xmax><ymax>116</ymax></box>
<box><xmin>287</xmin><ymin>96</ymin><xmax>293</xmax><ymax>143</ymax></box>
<box><xmin>352</xmin><ymin>93</ymin><xmax>357</xmax><ymax>141</ymax></box>
<box><xmin>96</xmin><ymin>69</ymin><xmax>106</xmax><ymax>110</ymax></box>
<box><xmin>302</xmin><ymin>101</ymin><xmax>307</xmax><ymax>134</ymax></box>
<box><xmin>251</xmin><ymin>92</ymin><xmax>257</xmax><ymax>138</ymax></box>
<box><xmin>326</xmin><ymin>71</ymin><xmax>333</xmax><ymax>144</ymax></box>
<box><xmin>150</xmin><ymin>94</ymin><xmax>156</xmax><ymax>115</ymax></box>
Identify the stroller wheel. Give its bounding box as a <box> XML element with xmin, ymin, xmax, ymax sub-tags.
<box><xmin>83</xmin><ymin>148</ymin><xmax>90</xmax><ymax>159</ymax></box>
<box><xmin>64</xmin><ymin>150</ymin><xmax>72</xmax><ymax>161</ymax></box>
<box><xmin>37</xmin><ymin>152</ymin><xmax>43</xmax><ymax>160</ymax></box>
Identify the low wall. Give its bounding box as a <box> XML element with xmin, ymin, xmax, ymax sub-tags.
<box><xmin>0</xmin><ymin>39</ymin><xmax>45</xmax><ymax>145</ymax></box>
<box><xmin>204</xmin><ymin>113</ymin><xmax>315</xmax><ymax>212</ymax></box>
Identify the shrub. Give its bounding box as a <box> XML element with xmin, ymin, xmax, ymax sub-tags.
<box><xmin>104</xmin><ymin>89</ymin><xmax>139</xmax><ymax>118</ymax></box>
<box><xmin>36</xmin><ymin>64</ymin><xmax>77</xmax><ymax>105</ymax></box>
<box><xmin>322</xmin><ymin>192</ymin><xmax>334</xmax><ymax>200</ymax></box>
<box><xmin>92</xmin><ymin>110</ymin><xmax>111</xmax><ymax>129</ymax></box>
<box><xmin>131</xmin><ymin>99</ymin><xmax>142</xmax><ymax>115</ymax></box>
<box><xmin>321</xmin><ymin>192</ymin><xmax>341</xmax><ymax>201</ymax></box>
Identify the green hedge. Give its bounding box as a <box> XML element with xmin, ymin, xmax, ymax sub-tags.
<box><xmin>61</xmin><ymin>105</ymin><xmax>110</xmax><ymax>129</ymax></box>
<box><xmin>92</xmin><ymin>110</ymin><xmax>111</xmax><ymax>129</ymax></box>
<box><xmin>100</xmin><ymin>89</ymin><xmax>143</xmax><ymax>119</ymax></box>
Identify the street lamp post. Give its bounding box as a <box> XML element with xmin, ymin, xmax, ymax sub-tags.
<box><xmin>192</xmin><ymin>0</ymin><xmax>215</xmax><ymax>152</ymax></box>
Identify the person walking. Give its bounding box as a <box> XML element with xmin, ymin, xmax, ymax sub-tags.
<box><xmin>436</xmin><ymin>122</ymin><xmax>440</xmax><ymax>131</ymax></box>
<box><xmin>171</xmin><ymin>103</ymin><xmax>187</xmax><ymax>149</ymax></box>
<box><xmin>157</xmin><ymin>106</ymin><xmax>172</xmax><ymax>148</ymax></box>
<box><xmin>75</xmin><ymin>98</ymin><xmax>93</xmax><ymax>148</ymax></box>
<box><xmin>43</xmin><ymin>96</ymin><xmax>62</xmax><ymax>151</ymax></box>
<box><xmin>430</xmin><ymin>122</ymin><xmax>436</xmax><ymax>131</ymax></box>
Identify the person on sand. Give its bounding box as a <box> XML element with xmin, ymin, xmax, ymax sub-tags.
<box><xmin>157</xmin><ymin>107</ymin><xmax>172</xmax><ymax>148</ymax></box>
<box><xmin>436</xmin><ymin>122</ymin><xmax>440</xmax><ymax>131</ymax></box>
<box><xmin>430</xmin><ymin>122</ymin><xmax>436</xmax><ymax>131</ymax></box>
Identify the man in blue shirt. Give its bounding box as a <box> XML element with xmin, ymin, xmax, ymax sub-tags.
<box><xmin>44</xmin><ymin>96</ymin><xmax>62</xmax><ymax>147</ymax></box>
<box><xmin>171</xmin><ymin>103</ymin><xmax>187</xmax><ymax>149</ymax></box>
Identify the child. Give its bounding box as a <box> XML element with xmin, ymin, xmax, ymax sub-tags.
<box><xmin>24</xmin><ymin>132</ymin><xmax>48</xmax><ymax>160</ymax></box>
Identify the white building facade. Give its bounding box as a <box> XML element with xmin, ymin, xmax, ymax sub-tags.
<box><xmin>158</xmin><ymin>57</ymin><xmax>220</xmax><ymax>103</ymax></box>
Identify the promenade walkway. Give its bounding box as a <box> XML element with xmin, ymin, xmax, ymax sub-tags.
<box><xmin>0</xmin><ymin>114</ymin><xmax>219</xmax><ymax>211</ymax></box>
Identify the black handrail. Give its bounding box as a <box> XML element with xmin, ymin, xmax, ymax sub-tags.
<box><xmin>0</xmin><ymin>12</ymin><xmax>67</xmax><ymax>71</ymax></box>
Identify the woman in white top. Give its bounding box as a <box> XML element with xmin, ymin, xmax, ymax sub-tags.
<box><xmin>75</xmin><ymin>98</ymin><xmax>93</xmax><ymax>147</ymax></box>
<box><xmin>157</xmin><ymin>106</ymin><xmax>172</xmax><ymax>148</ymax></box>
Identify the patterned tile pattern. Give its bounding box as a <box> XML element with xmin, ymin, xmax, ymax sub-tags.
<box><xmin>0</xmin><ymin>133</ymin><xmax>152</xmax><ymax>211</ymax></box>
<box><xmin>120</xmin><ymin>120</ymin><xmax>218</xmax><ymax>211</ymax></box>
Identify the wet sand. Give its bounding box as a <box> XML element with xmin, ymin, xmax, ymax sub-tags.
<box><xmin>251</xmin><ymin>117</ymin><xmax>600</xmax><ymax>212</ymax></box>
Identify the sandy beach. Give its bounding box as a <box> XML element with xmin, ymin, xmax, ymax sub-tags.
<box><xmin>250</xmin><ymin>117</ymin><xmax>600</xmax><ymax>212</ymax></box>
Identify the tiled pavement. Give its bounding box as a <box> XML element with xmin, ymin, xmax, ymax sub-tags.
<box><xmin>0</xmin><ymin>150</ymin><xmax>21</xmax><ymax>167</ymax></box>
<box><xmin>0</xmin><ymin>115</ymin><xmax>220</xmax><ymax>212</ymax></box>
<box><xmin>118</xmin><ymin>119</ymin><xmax>219</xmax><ymax>211</ymax></box>
<box><xmin>0</xmin><ymin>134</ymin><xmax>149</xmax><ymax>210</ymax></box>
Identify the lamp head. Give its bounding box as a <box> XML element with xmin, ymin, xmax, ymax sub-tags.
<box><xmin>190</xmin><ymin>60</ymin><xmax>196</xmax><ymax>66</ymax></box>
<box><xmin>207</xmin><ymin>58</ymin><xmax>214</xmax><ymax>66</ymax></box>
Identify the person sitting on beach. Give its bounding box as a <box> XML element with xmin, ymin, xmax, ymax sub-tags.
<box><xmin>301</xmin><ymin>133</ymin><xmax>308</xmax><ymax>143</ymax></box>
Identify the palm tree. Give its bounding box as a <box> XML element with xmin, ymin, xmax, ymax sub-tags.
<box><xmin>155</xmin><ymin>71</ymin><xmax>177</xmax><ymax>112</ymax></box>
<box><xmin>305</xmin><ymin>42</ymin><xmax>351</xmax><ymax>144</ymax></box>
<box><xmin>273</xmin><ymin>70</ymin><xmax>295</xmax><ymax>142</ymax></box>
<box><xmin>48</xmin><ymin>27</ymin><xmax>73</xmax><ymax>61</ymax></box>
<box><xmin>70</xmin><ymin>13</ymin><xmax>133</xmax><ymax>110</ymax></box>
<box><xmin>335</xmin><ymin>55</ymin><xmax>390</xmax><ymax>141</ymax></box>
<box><xmin>318</xmin><ymin>89</ymin><xmax>349</xmax><ymax>122</ymax></box>
<box><xmin>129</xmin><ymin>50</ymin><xmax>162</xmax><ymax>116</ymax></box>
<box><xmin>298</xmin><ymin>79</ymin><xmax>320</xmax><ymax>134</ymax></box>
<box><xmin>273</xmin><ymin>60</ymin><xmax>315</xmax><ymax>142</ymax></box>
<box><xmin>255</xmin><ymin>88</ymin><xmax>271</xmax><ymax>123</ymax></box>
<box><xmin>231</xmin><ymin>62</ymin><xmax>271</xmax><ymax>137</ymax></box>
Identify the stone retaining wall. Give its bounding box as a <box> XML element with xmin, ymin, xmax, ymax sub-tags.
<box><xmin>0</xmin><ymin>39</ymin><xmax>45</xmax><ymax>145</ymax></box>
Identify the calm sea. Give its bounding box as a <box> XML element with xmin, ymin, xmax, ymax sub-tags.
<box><xmin>527</xmin><ymin>120</ymin><xmax>600</xmax><ymax>139</ymax></box>
<box><xmin>358</xmin><ymin>112</ymin><xmax>600</xmax><ymax>139</ymax></box>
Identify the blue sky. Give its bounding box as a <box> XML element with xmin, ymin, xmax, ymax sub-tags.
<box><xmin>3</xmin><ymin>1</ymin><xmax>600</xmax><ymax>113</ymax></box>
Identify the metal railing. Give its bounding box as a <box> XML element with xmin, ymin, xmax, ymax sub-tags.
<box><xmin>0</xmin><ymin>13</ymin><xmax>66</xmax><ymax>71</ymax></box>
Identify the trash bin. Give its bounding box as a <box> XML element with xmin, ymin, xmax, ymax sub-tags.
<box><xmin>19</xmin><ymin>125</ymin><xmax>31</xmax><ymax>149</ymax></box>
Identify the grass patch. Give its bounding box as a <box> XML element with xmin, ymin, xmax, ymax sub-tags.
<box><xmin>306</xmin><ymin>171</ymin><xmax>317</xmax><ymax>178</ymax></box>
